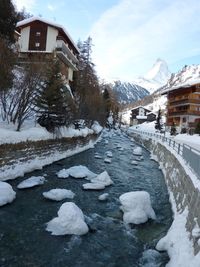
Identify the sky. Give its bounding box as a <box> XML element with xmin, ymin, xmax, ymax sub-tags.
<box><xmin>13</xmin><ymin>0</ymin><xmax>200</xmax><ymax>82</ymax></box>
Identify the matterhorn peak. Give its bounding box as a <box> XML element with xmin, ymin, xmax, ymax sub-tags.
<box><xmin>134</xmin><ymin>58</ymin><xmax>171</xmax><ymax>93</ymax></box>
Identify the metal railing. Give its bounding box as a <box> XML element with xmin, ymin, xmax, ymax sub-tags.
<box><xmin>130</xmin><ymin>129</ymin><xmax>200</xmax><ymax>180</ymax></box>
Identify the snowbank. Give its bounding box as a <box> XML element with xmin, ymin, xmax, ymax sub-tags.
<box><xmin>119</xmin><ymin>191</ymin><xmax>156</xmax><ymax>224</ymax></box>
<box><xmin>156</xmin><ymin>206</ymin><xmax>200</xmax><ymax>267</ymax></box>
<box><xmin>57</xmin><ymin>165</ymin><xmax>96</xmax><ymax>179</ymax></box>
<box><xmin>17</xmin><ymin>176</ymin><xmax>45</xmax><ymax>189</ymax></box>
<box><xmin>0</xmin><ymin>121</ymin><xmax>102</xmax><ymax>145</ymax></box>
<box><xmin>0</xmin><ymin>181</ymin><xmax>16</xmax><ymax>206</ymax></box>
<box><xmin>43</xmin><ymin>189</ymin><xmax>75</xmax><ymax>201</ymax></box>
<box><xmin>46</xmin><ymin>202</ymin><xmax>89</xmax><ymax>235</ymax></box>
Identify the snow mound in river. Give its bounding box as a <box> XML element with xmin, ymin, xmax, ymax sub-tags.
<box><xmin>46</xmin><ymin>202</ymin><xmax>88</xmax><ymax>235</ymax></box>
<box><xmin>17</xmin><ymin>176</ymin><xmax>45</xmax><ymax>189</ymax></box>
<box><xmin>43</xmin><ymin>189</ymin><xmax>75</xmax><ymax>201</ymax></box>
<box><xmin>119</xmin><ymin>191</ymin><xmax>156</xmax><ymax>224</ymax></box>
<box><xmin>0</xmin><ymin>181</ymin><xmax>16</xmax><ymax>206</ymax></box>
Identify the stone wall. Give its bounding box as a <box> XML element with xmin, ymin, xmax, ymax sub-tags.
<box><xmin>130</xmin><ymin>133</ymin><xmax>200</xmax><ymax>255</ymax></box>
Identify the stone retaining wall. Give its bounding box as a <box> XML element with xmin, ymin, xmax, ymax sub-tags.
<box><xmin>130</xmin><ymin>133</ymin><xmax>200</xmax><ymax>255</ymax></box>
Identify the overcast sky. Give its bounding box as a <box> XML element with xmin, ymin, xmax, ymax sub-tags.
<box><xmin>13</xmin><ymin>0</ymin><xmax>200</xmax><ymax>81</ymax></box>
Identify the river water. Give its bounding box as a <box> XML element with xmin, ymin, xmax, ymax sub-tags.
<box><xmin>0</xmin><ymin>130</ymin><xmax>172</xmax><ymax>267</ymax></box>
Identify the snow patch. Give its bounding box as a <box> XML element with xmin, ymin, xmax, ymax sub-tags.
<box><xmin>17</xmin><ymin>176</ymin><xmax>45</xmax><ymax>189</ymax></box>
<box><xmin>43</xmin><ymin>189</ymin><xmax>75</xmax><ymax>201</ymax></box>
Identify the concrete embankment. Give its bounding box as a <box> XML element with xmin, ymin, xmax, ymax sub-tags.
<box><xmin>0</xmin><ymin>134</ymin><xmax>99</xmax><ymax>181</ymax></box>
<box><xmin>129</xmin><ymin>132</ymin><xmax>200</xmax><ymax>255</ymax></box>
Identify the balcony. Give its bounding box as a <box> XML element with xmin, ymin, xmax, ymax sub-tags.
<box><xmin>168</xmin><ymin>110</ymin><xmax>200</xmax><ymax>116</ymax></box>
<box><xmin>56</xmin><ymin>40</ymin><xmax>78</xmax><ymax>70</ymax></box>
<box><xmin>169</xmin><ymin>98</ymin><xmax>200</xmax><ymax>106</ymax></box>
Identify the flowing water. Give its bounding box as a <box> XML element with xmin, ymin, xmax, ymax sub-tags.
<box><xmin>0</xmin><ymin>130</ymin><xmax>173</xmax><ymax>267</ymax></box>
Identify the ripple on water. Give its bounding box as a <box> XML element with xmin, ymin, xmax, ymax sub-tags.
<box><xmin>0</xmin><ymin>131</ymin><xmax>172</xmax><ymax>267</ymax></box>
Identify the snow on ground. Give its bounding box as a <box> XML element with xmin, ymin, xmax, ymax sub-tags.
<box><xmin>98</xmin><ymin>193</ymin><xmax>109</xmax><ymax>201</ymax></box>
<box><xmin>0</xmin><ymin>181</ymin><xmax>16</xmax><ymax>206</ymax></box>
<box><xmin>119</xmin><ymin>191</ymin><xmax>156</xmax><ymax>224</ymax></box>
<box><xmin>129</xmin><ymin>121</ymin><xmax>200</xmax><ymax>151</ymax></box>
<box><xmin>57</xmin><ymin>165</ymin><xmax>97</xmax><ymax>179</ymax></box>
<box><xmin>43</xmin><ymin>189</ymin><xmax>75</xmax><ymax>201</ymax></box>
<box><xmin>156</xmin><ymin>193</ymin><xmax>200</xmax><ymax>267</ymax></box>
<box><xmin>0</xmin><ymin>141</ymin><xmax>96</xmax><ymax>181</ymax></box>
<box><xmin>0</xmin><ymin>121</ymin><xmax>102</xmax><ymax>145</ymax></box>
<box><xmin>46</xmin><ymin>202</ymin><xmax>89</xmax><ymax>236</ymax></box>
<box><xmin>17</xmin><ymin>176</ymin><xmax>45</xmax><ymax>189</ymax></box>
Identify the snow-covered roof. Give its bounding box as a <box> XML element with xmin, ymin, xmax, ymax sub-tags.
<box><xmin>131</xmin><ymin>106</ymin><xmax>151</xmax><ymax>112</ymax></box>
<box><xmin>16</xmin><ymin>16</ymin><xmax>79</xmax><ymax>53</ymax></box>
<box><xmin>162</xmin><ymin>64</ymin><xmax>200</xmax><ymax>94</ymax></box>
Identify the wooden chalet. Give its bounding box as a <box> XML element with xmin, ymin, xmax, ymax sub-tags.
<box><xmin>16</xmin><ymin>17</ymin><xmax>79</xmax><ymax>83</ymax></box>
<box><xmin>162</xmin><ymin>83</ymin><xmax>200</xmax><ymax>129</ymax></box>
<box><xmin>130</xmin><ymin>106</ymin><xmax>156</xmax><ymax>125</ymax></box>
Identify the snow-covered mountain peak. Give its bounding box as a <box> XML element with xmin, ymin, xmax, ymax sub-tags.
<box><xmin>135</xmin><ymin>59</ymin><xmax>171</xmax><ymax>93</ymax></box>
<box><xmin>145</xmin><ymin>58</ymin><xmax>170</xmax><ymax>83</ymax></box>
<box><xmin>166</xmin><ymin>64</ymin><xmax>200</xmax><ymax>90</ymax></box>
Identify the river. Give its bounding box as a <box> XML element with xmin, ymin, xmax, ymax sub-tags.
<box><xmin>0</xmin><ymin>130</ymin><xmax>172</xmax><ymax>267</ymax></box>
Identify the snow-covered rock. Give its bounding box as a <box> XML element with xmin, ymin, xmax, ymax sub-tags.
<box><xmin>104</xmin><ymin>158</ymin><xmax>112</xmax><ymax>164</ymax></box>
<box><xmin>46</xmin><ymin>202</ymin><xmax>88</xmax><ymax>236</ymax></box>
<box><xmin>133</xmin><ymin>147</ymin><xmax>142</xmax><ymax>156</ymax></box>
<box><xmin>91</xmin><ymin>171</ymin><xmax>113</xmax><ymax>186</ymax></box>
<box><xmin>94</xmin><ymin>154</ymin><xmax>102</xmax><ymax>159</ymax></box>
<box><xmin>17</xmin><ymin>176</ymin><xmax>45</xmax><ymax>189</ymax></box>
<box><xmin>43</xmin><ymin>189</ymin><xmax>75</xmax><ymax>201</ymax></box>
<box><xmin>119</xmin><ymin>191</ymin><xmax>156</xmax><ymax>224</ymax></box>
<box><xmin>83</xmin><ymin>171</ymin><xmax>113</xmax><ymax>190</ymax></box>
<box><xmin>98</xmin><ymin>193</ymin><xmax>109</xmax><ymax>201</ymax></box>
<box><xmin>105</xmin><ymin>151</ymin><xmax>113</xmax><ymax>158</ymax></box>
<box><xmin>91</xmin><ymin>121</ymin><xmax>103</xmax><ymax>134</ymax></box>
<box><xmin>0</xmin><ymin>181</ymin><xmax>16</xmax><ymax>206</ymax></box>
<box><xmin>57</xmin><ymin>165</ymin><xmax>96</xmax><ymax>179</ymax></box>
<box><xmin>82</xmin><ymin>183</ymin><xmax>106</xmax><ymax>190</ymax></box>
<box><xmin>131</xmin><ymin>160</ymin><xmax>138</xmax><ymax>165</ymax></box>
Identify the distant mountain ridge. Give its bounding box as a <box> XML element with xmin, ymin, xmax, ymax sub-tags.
<box><xmin>135</xmin><ymin>59</ymin><xmax>171</xmax><ymax>93</ymax></box>
<box><xmin>112</xmin><ymin>81</ymin><xmax>149</xmax><ymax>105</ymax></box>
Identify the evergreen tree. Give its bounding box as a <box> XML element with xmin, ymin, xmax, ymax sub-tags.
<box><xmin>72</xmin><ymin>37</ymin><xmax>106</xmax><ymax>125</ymax></box>
<box><xmin>0</xmin><ymin>0</ymin><xmax>18</xmax><ymax>43</ymax></box>
<box><xmin>155</xmin><ymin>109</ymin><xmax>163</xmax><ymax>132</ymax></box>
<box><xmin>35</xmin><ymin>61</ymin><xmax>75</xmax><ymax>133</ymax></box>
<box><xmin>170</xmin><ymin>122</ymin><xmax>177</xmax><ymax>136</ymax></box>
<box><xmin>195</xmin><ymin>121</ymin><xmax>200</xmax><ymax>135</ymax></box>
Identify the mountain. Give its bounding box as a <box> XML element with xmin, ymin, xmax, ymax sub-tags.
<box><xmin>135</xmin><ymin>59</ymin><xmax>171</xmax><ymax>93</ymax></box>
<box><xmin>165</xmin><ymin>64</ymin><xmax>200</xmax><ymax>89</ymax></box>
<box><xmin>112</xmin><ymin>80</ymin><xmax>149</xmax><ymax>105</ymax></box>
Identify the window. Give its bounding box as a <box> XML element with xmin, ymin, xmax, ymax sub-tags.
<box><xmin>36</xmin><ymin>32</ymin><xmax>41</xmax><ymax>36</ymax></box>
<box><xmin>35</xmin><ymin>42</ymin><xmax>40</xmax><ymax>47</ymax></box>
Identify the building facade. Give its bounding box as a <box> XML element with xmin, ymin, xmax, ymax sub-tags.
<box><xmin>16</xmin><ymin>17</ymin><xmax>79</xmax><ymax>83</ymax></box>
<box><xmin>164</xmin><ymin>84</ymin><xmax>200</xmax><ymax>129</ymax></box>
<box><xmin>130</xmin><ymin>106</ymin><xmax>156</xmax><ymax>125</ymax></box>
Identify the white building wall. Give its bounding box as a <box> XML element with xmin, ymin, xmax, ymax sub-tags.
<box><xmin>68</xmin><ymin>68</ymin><xmax>73</xmax><ymax>81</ymax></box>
<box><xmin>46</xmin><ymin>26</ymin><xmax>58</xmax><ymax>52</ymax></box>
<box><xmin>19</xmin><ymin>26</ymin><xmax>30</xmax><ymax>52</ymax></box>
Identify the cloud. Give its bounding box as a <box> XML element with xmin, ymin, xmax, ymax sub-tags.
<box><xmin>90</xmin><ymin>0</ymin><xmax>200</xmax><ymax>81</ymax></box>
<box><xmin>47</xmin><ymin>4</ymin><xmax>56</xmax><ymax>11</ymax></box>
<box><xmin>13</xmin><ymin>0</ymin><xmax>36</xmax><ymax>11</ymax></box>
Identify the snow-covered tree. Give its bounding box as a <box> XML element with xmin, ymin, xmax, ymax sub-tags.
<box><xmin>35</xmin><ymin>61</ymin><xmax>75</xmax><ymax>132</ymax></box>
<box><xmin>72</xmin><ymin>37</ymin><xmax>106</xmax><ymax>126</ymax></box>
